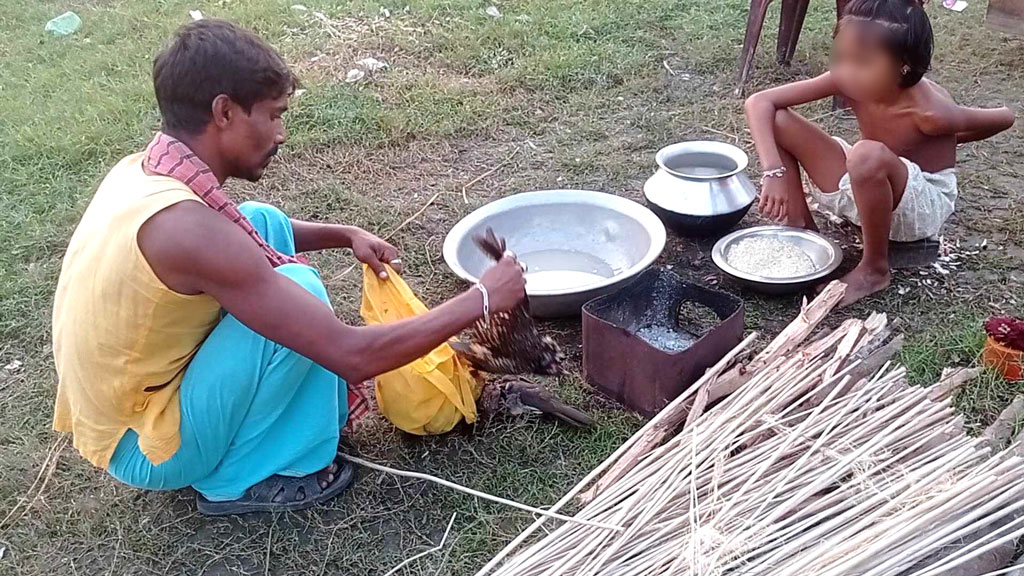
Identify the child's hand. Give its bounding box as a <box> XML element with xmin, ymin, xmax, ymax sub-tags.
<box><xmin>758</xmin><ymin>177</ymin><xmax>789</xmax><ymax>222</ymax></box>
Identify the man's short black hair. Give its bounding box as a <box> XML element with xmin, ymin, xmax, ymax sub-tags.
<box><xmin>153</xmin><ymin>19</ymin><xmax>298</xmax><ymax>134</ymax></box>
<box><xmin>838</xmin><ymin>0</ymin><xmax>934</xmax><ymax>88</ymax></box>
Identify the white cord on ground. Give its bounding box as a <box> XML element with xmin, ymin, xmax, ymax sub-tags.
<box><xmin>340</xmin><ymin>454</ymin><xmax>624</xmax><ymax>531</ymax></box>
<box><xmin>383</xmin><ymin>512</ymin><xmax>457</xmax><ymax>576</ymax></box>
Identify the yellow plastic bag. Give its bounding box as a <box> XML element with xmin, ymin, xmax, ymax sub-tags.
<box><xmin>359</xmin><ymin>265</ymin><xmax>481</xmax><ymax>435</ymax></box>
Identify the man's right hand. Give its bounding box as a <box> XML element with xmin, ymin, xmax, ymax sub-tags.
<box><xmin>480</xmin><ymin>256</ymin><xmax>527</xmax><ymax>313</ymax></box>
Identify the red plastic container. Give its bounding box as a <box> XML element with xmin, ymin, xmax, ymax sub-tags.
<box><xmin>983</xmin><ymin>336</ymin><xmax>1023</xmax><ymax>382</ymax></box>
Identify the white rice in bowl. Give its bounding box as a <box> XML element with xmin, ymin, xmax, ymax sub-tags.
<box><xmin>726</xmin><ymin>236</ymin><xmax>816</xmax><ymax>278</ymax></box>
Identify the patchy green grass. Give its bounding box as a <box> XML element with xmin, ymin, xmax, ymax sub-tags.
<box><xmin>900</xmin><ymin>310</ymin><xmax>1024</xmax><ymax>433</ymax></box>
<box><xmin>901</xmin><ymin>311</ymin><xmax>990</xmax><ymax>386</ymax></box>
<box><xmin>1</xmin><ymin>0</ymin><xmax>1022</xmax><ymax>574</ymax></box>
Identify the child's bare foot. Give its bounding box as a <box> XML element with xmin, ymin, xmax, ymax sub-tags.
<box><xmin>785</xmin><ymin>216</ymin><xmax>818</xmax><ymax>232</ymax></box>
<box><xmin>835</xmin><ymin>264</ymin><xmax>891</xmax><ymax>307</ymax></box>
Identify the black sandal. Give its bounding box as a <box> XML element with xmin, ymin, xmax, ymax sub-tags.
<box><xmin>196</xmin><ymin>454</ymin><xmax>356</xmax><ymax>516</ymax></box>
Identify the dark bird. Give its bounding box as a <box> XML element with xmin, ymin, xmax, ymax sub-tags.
<box><xmin>479</xmin><ymin>376</ymin><xmax>595</xmax><ymax>428</ymax></box>
<box><xmin>450</xmin><ymin>228</ymin><xmax>563</xmax><ymax>376</ymax></box>
<box><xmin>451</xmin><ymin>228</ymin><xmax>593</xmax><ymax>427</ymax></box>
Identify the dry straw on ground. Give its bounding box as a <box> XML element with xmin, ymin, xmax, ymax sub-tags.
<box><xmin>478</xmin><ymin>282</ymin><xmax>1024</xmax><ymax>576</ymax></box>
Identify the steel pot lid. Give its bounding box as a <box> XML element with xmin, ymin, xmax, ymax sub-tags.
<box><xmin>711</xmin><ymin>225</ymin><xmax>844</xmax><ymax>288</ymax></box>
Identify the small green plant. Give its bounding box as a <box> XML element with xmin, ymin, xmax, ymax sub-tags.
<box><xmin>984</xmin><ymin>316</ymin><xmax>1024</xmax><ymax>351</ymax></box>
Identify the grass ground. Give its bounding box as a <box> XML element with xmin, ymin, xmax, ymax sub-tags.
<box><xmin>0</xmin><ymin>0</ymin><xmax>1022</xmax><ymax>574</ymax></box>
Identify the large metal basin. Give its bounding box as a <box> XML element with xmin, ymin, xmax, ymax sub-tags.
<box><xmin>443</xmin><ymin>190</ymin><xmax>667</xmax><ymax>317</ymax></box>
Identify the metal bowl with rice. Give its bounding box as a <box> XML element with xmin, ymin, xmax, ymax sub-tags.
<box><xmin>711</xmin><ymin>226</ymin><xmax>843</xmax><ymax>294</ymax></box>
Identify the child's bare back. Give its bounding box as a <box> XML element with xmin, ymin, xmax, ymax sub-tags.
<box><xmin>743</xmin><ymin>0</ymin><xmax>1014</xmax><ymax>306</ymax></box>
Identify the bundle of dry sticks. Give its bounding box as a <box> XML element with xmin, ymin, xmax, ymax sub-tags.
<box><xmin>477</xmin><ymin>281</ymin><xmax>1024</xmax><ymax>576</ymax></box>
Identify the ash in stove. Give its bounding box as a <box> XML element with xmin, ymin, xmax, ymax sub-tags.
<box><xmin>634</xmin><ymin>324</ymin><xmax>697</xmax><ymax>352</ymax></box>
<box><xmin>632</xmin><ymin>300</ymin><xmax>721</xmax><ymax>352</ymax></box>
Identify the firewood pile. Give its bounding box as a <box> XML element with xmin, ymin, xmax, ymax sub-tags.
<box><xmin>476</xmin><ymin>281</ymin><xmax>1024</xmax><ymax>576</ymax></box>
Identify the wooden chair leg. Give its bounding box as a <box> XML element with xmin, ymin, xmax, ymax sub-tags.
<box><xmin>735</xmin><ymin>0</ymin><xmax>774</xmax><ymax>96</ymax></box>
<box><xmin>777</xmin><ymin>0</ymin><xmax>810</xmax><ymax>66</ymax></box>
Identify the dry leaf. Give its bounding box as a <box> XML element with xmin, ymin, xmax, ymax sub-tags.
<box><xmin>356</xmin><ymin>57</ymin><xmax>389</xmax><ymax>72</ymax></box>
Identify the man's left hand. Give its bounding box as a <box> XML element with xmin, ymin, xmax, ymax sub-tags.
<box><xmin>351</xmin><ymin>229</ymin><xmax>400</xmax><ymax>279</ymax></box>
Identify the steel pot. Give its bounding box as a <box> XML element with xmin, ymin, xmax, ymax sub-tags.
<box><xmin>643</xmin><ymin>141</ymin><xmax>757</xmax><ymax>237</ymax></box>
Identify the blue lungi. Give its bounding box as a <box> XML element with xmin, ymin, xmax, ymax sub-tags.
<box><xmin>108</xmin><ymin>202</ymin><xmax>348</xmax><ymax>501</ymax></box>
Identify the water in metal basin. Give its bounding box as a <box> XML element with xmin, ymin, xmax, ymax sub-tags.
<box><xmin>520</xmin><ymin>249</ymin><xmax>615</xmax><ymax>291</ymax></box>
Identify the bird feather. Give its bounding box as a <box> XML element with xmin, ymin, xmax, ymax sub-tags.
<box><xmin>454</xmin><ymin>228</ymin><xmax>563</xmax><ymax>375</ymax></box>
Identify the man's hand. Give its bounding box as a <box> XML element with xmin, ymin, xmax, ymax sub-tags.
<box><xmin>350</xmin><ymin>229</ymin><xmax>400</xmax><ymax>279</ymax></box>
<box><xmin>289</xmin><ymin>220</ymin><xmax>399</xmax><ymax>276</ymax></box>
<box><xmin>758</xmin><ymin>177</ymin><xmax>789</xmax><ymax>222</ymax></box>
<box><xmin>480</xmin><ymin>256</ymin><xmax>528</xmax><ymax>313</ymax></box>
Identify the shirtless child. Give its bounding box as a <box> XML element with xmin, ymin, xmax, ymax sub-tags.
<box><xmin>745</xmin><ymin>0</ymin><xmax>1015</xmax><ymax>306</ymax></box>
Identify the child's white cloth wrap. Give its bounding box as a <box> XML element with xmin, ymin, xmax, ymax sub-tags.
<box><xmin>809</xmin><ymin>137</ymin><xmax>958</xmax><ymax>242</ymax></box>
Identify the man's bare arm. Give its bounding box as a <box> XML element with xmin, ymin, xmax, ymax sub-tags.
<box><xmin>139</xmin><ymin>202</ymin><xmax>524</xmax><ymax>383</ymax></box>
<box><xmin>290</xmin><ymin>219</ymin><xmax>360</xmax><ymax>252</ymax></box>
<box><xmin>290</xmin><ymin>219</ymin><xmax>399</xmax><ymax>278</ymax></box>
